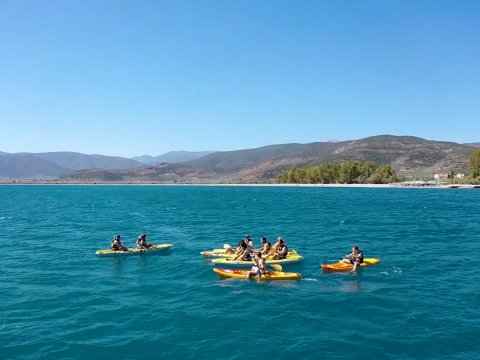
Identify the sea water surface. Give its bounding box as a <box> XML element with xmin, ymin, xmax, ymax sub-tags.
<box><xmin>0</xmin><ymin>185</ymin><xmax>479</xmax><ymax>359</ymax></box>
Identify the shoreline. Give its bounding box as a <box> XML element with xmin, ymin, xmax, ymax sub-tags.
<box><xmin>0</xmin><ymin>181</ymin><xmax>478</xmax><ymax>189</ymax></box>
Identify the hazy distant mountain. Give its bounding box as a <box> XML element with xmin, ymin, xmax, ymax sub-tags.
<box><xmin>62</xmin><ymin>163</ymin><xmax>214</xmax><ymax>182</ymax></box>
<box><xmin>0</xmin><ymin>154</ymin><xmax>69</xmax><ymax>179</ymax></box>
<box><xmin>0</xmin><ymin>152</ymin><xmax>143</xmax><ymax>179</ymax></box>
<box><xmin>465</xmin><ymin>142</ymin><xmax>480</xmax><ymax>147</ymax></box>
<box><xmin>132</xmin><ymin>151</ymin><xmax>215</xmax><ymax>165</ymax></box>
<box><xmin>29</xmin><ymin>152</ymin><xmax>144</xmax><ymax>170</ymax></box>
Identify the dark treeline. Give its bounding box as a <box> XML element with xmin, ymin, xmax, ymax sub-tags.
<box><xmin>277</xmin><ymin>161</ymin><xmax>398</xmax><ymax>184</ymax></box>
<box><xmin>471</xmin><ymin>149</ymin><xmax>480</xmax><ymax>179</ymax></box>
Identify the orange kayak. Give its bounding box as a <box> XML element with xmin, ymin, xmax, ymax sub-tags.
<box><xmin>321</xmin><ymin>258</ymin><xmax>381</xmax><ymax>272</ymax></box>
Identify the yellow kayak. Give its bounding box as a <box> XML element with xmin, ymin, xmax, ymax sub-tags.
<box><xmin>213</xmin><ymin>268</ymin><xmax>301</xmax><ymax>281</ymax></box>
<box><xmin>201</xmin><ymin>248</ymin><xmax>298</xmax><ymax>257</ymax></box>
<box><xmin>211</xmin><ymin>253</ymin><xmax>303</xmax><ymax>267</ymax></box>
<box><xmin>95</xmin><ymin>244</ymin><xmax>173</xmax><ymax>256</ymax></box>
<box><xmin>321</xmin><ymin>258</ymin><xmax>381</xmax><ymax>272</ymax></box>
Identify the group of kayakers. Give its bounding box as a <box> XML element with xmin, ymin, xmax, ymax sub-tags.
<box><xmin>221</xmin><ymin>234</ymin><xmax>291</xmax><ymax>279</ymax></box>
<box><xmin>226</xmin><ymin>235</ymin><xmax>289</xmax><ymax>261</ymax></box>
<box><xmin>108</xmin><ymin>233</ymin><xmax>365</xmax><ymax>276</ymax></box>
<box><xmin>111</xmin><ymin>234</ymin><xmax>153</xmax><ymax>251</ymax></box>
<box><xmin>236</xmin><ymin>235</ymin><xmax>364</xmax><ymax>278</ymax></box>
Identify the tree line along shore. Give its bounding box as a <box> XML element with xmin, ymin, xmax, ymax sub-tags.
<box><xmin>277</xmin><ymin>161</ymin><xmax>398</xmax><ymax>184</ymax></box>
<box><xmin>277</xmin><ymin>149</ymin><xmax>480</xmax><ymax>185</ymax></box>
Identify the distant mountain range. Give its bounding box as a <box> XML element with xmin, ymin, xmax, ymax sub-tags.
<box><xmin>132</xmin><ymin>151</ymin><xmax>215</xmax><ymax>165</ymax></box>
<box><xmin>1</xmin><ymin>135</ymin><xmax>478</xmax><ymax>182</ymax></box>
<box><xmin>0</xmin><ymin>152</ymin><xmax>144</xmax><ymax>179</ymax></box>
<box><xmin>181</xmin><ymin>135</ymin><xmax>475</xmax><ymax>182</ymax></box>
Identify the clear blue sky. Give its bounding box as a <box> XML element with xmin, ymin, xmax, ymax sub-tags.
<box><xmin>1</xmin><ymin>0</ymin><xmax>479</xmax><ymax>157</ymax></box>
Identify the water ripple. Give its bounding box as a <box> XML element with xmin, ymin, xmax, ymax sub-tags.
<box><xmin>1</xmin><ymin>186</ymin><xmax>479</xmax><ymax>359</ymax></box>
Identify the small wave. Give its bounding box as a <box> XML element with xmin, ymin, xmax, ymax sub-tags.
<box><xmin>381</xmin><ymin>272</ymin><xmax>389</xmax><ymax>276</ymax></box>
<box><xmin>303</xmin><ymin>278</ymin><xmax>318</xmax><ymax>281</ymax></box>
<box><xmin>393</xmin><ymin>267</ymin><xmax>403</xmax><ymax>274</ymax></box>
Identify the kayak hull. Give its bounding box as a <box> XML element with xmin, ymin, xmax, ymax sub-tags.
<box><xmin>201</xmin><ymin>249</ymin><xmax>297</xmax><ymax>257</ymax></box>
<box><xmin>211</xmin><ymin>254</ymin><xmax>303</xmax><ymax>267</ymax></box>
<box><xmin>321</xmin><ymin>258</ymin><xmax>381</xmax><ymax>272</ymax></box>
<box><xmin>213</xmin><ymin>268</ymin><xmax>301</xmax><ymax>281</ymax></box>
<box><xmin>96</xmin><ymin>244</ymin><xmax>173</xmax><ymax>256</ymax></box>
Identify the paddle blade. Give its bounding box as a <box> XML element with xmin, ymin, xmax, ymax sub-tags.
<box><xmin>270</xmin><ymin>264</ymin><xmax>282</xmax><ymax>271</ymax></box>
<box><xmin>223</xmin><ymin>244</ymin><xmax>232</xmax><ymax>249</ymax></box>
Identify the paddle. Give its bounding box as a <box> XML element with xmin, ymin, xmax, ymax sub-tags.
<box><xmin>269</xmin><ymin>264</ymin><xmax>282</xmax><ymax>271</ymax></box>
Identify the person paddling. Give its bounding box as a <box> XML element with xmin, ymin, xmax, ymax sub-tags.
<box><xmin>111</xmin><ymin>235</ymin><xmax>128</xmax><ymax>251</ymax></box>
<box><xmin>227</xmin><ymin>238</ymin><xmax>246</xmax><ymax>255</ymax></box>
<box><xmin>232</xmin><ymin>241</ymin><xmax>252</xmax><ymax>261</ymax></box>
<box><xmin>343</xmin><ymin>245</ymin><xmax>364</xmax><ymax>271</ymax></box>
<box><xmin>136</xmin><ymin>234</ymin><xmax>153</xmax><ymax>249</ymax></box>
<box><xmin>246</xmin><ymin>251</ymin><xmax>266</xmax><ymax>280</ymax></box>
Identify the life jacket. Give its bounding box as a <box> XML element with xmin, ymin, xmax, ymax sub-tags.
<box><xmin>111</xmin><ymin>240</ymin><xmax>121</xmax><ymax>250</ymax></box>
<box><xmin>276</xmin><ymin>244</ymin><xmax>288</xmax><ymax>259</ymax></box>
<box><xmin>353</xmin><ymin>251</ymin><xmax>364</xmax><ymax>263</ymax></box>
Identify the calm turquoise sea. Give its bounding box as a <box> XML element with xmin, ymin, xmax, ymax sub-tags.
<box><xmin>1</xmin><ymin>185</ymin><xmax>479</xmax><ymax>359</ymax></box>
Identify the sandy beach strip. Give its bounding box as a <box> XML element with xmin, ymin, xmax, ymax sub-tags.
<box><xmin>1</xmin><ymin>181</ymin><xmax>478</xmax><ymax>188</ymax></box>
